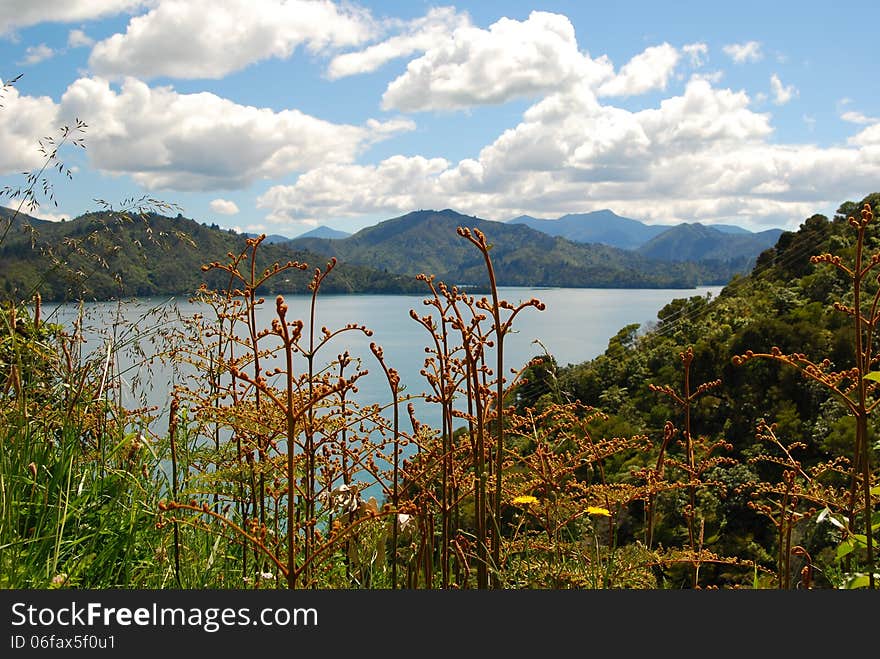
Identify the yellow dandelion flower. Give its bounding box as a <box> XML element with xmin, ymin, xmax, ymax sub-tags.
<box><xmin>587</xmin><ymin>506</ymin><xmax>611</xmax><ymax>517</ymax></box>
<box><xmin>512</xmin><ymin>495</ymin><xmax>539</xmax><ymax>506</ymax></box>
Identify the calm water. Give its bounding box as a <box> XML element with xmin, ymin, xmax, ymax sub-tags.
<box><xmin>39</xmin><ymin>285</ymin><xmax>722</xmax><ymax>432</ymax></box>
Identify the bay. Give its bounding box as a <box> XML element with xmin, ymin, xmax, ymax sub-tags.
<box><xmin>38</xmin><ymin>285</ymin><xmax>722</xmax><ymax>432</ymax></box>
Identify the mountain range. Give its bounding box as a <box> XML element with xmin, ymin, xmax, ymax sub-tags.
<box><xmin>0</xmin><ymin>205</ymin><xmax>787</xmax><ymax>302</ymax></box>
<box><xmin>245</xmin><ymin>225</ymin><xmax>351</xmax><ymax>243</ymax></box>
<box><xmin>285</xmin><ymin>208</ymin><xmax>760</xmax><ymax>289</ymax></box>
<box><xmin>296</xmin><ymin>225</ymin><xmax>351</xmax><ymax>240</ymax></box>
<box><xmin>272</xmin><ymin>208</ymin><xmax>782</xmax><ymax>265</ymax></box>
<box><xmin>507</xmin><ymin>209</ymin><xmax>783</xmax><ymax>258</ymax></box>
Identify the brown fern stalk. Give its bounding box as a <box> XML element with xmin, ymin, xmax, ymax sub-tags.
<box><xmin>649</xmin><ymin>347</ymin><xmax>722</xmax><ymax>587</ymax></box>
<box><xmin>168</xmin><ymin>394</ymin><xmax>182</xmax><ymax>588</ymax></box>
<box><xmin>370</xmin><ymin>342</ymin><xmax>401</xmax><ymax>588</ymax></box>
<box><xmin>411</xmin><ymin>275</ymin><xmax>456</xmax><ymax>587</ymax></box>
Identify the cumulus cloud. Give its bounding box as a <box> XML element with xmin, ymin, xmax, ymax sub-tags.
<box><xmin>68</xmin><ymin>29</ymin><xmax>95</xmax><ymax>48</ymax></box>
<box><xmin>770</xmin><ymin>73</ymin><xmax>797</xmax><ymax>105</ymax></box>
<box><xmin>88</xmin><ymin>0</ymin><xmax>375</xmax><ymax>79</ymax></box>
<box><xmin>258</xmin><ymin>74</ymin><xmax>880</xmax><ymax>231</ymax></box>
<box><xmin>209</xmin><ymin>199</ymin><xmax>240</xmax><ymax>215</ymax></box>
<box><xmin>597</xmin><ymin>43</ymin><xmax>680</xmax><ymax>97</ymax></box>
<box><xmin>723</xmin><ymin>41</ymin><xmax>763</xmax><ymax>63</ymax></box>
<box><xmin>638</xmin><ymin>78</ymin><xmax>772</xmax><ymax>147</ymax></box>
<box><xmin>0</xmin><ymin>81</ymin><xmax>60</xmax><ymax>173</ymax></box>
<box><xmin>19</xmin><ymin>44</ymin><xmax>55</xmax><ymax>65</ymax></box>
<box><xmin>327</xmin><ymin>6</ymin><xmax>470</xmax><ymax>79</ymax></box>
<box><xmin>338</xmin><ymin>15</ymin><xmax>687</xmax><ymax>110</ymax></box>
<box><xmin>0</xmin><ymin>0</ymin><xmax>147</xmax><ymax>35</ymax></box>
<box><xmin>380</xmin><ymin>11</ymin><xmax>608</xmax><ymax>112</ymax></box>
<box><xmin>848</xmin><ymin>123</ymin><xmax>880</xmax><ymax>146</ymax></box>
<box><xmin>257</xmin><ymin>155</ymin><xmax>450</xmax><ymax>222</ymax></box>
<box><xmin>54</xmin><ymin>77</ymin><xmax>413</xmax><ymax>190</ymax></box>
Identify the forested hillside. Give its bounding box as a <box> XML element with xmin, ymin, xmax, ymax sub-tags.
<box><xmin>0</xmin><ymin>208</ymin><xmax>424</xmax><ymax>301</ymax></box>
<box><xmin>510</xmin><ymin>192</ymin><xmax>880</xmax><ymax>585</ymax></box>
<box><xmin>0</xmin><ymin>206</ymin><xmax>752</xmax><ymax>302</ymax></box>
<box><xmin>287</xmin><ymin>208</ymin><xmax>743</xmax><ymax>288</ymax></box>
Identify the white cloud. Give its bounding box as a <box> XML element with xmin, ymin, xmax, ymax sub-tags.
<box><xmin>770</xmin><ymin>73</ymin><xmax>797</xmax><ymax>105</ymax></box>
<box><xmin>849</xmin><ymin>123</ymin><xmax>880</xmax><ymax>146</ymax></box>
<box><xmin>0</xmin><ymin>81</ymin><xmax>60</xmax><ymax>173</ymax></box>
<box><xmin>638</xmin><ymin>78</ymin><xmax>773</xmax><ymax>148</ymax></box>
<box><xmin>380</xmin><ymin>11</ymin><xmax>607</xmax><ymax>112</ymax></box>
<box><xmin>598</xmin><ymin>43</ymin><xmax>680</xmax><ymax>97</ymax></box>
<box><xmin>19</xmin><ymin>44</ymin><xmax>55</xmax><ymax>65</ymax></box>
<box><xmin>682</xmin><ymin>42</ymin><xmax>708</xmax><ymax>67</ymax></box>
<box><xmin>723</xmin><ymin>41</ymin><xmax>763</xmax><ymax>63</ymax></box>
<box><xmin>258</xmin><ymin>76</ymin><xmax>880</xmax><ymax>231</ymax></box>
<box><xmin>258</xmin><ymin>155</ymin><xmax>450</xmax><ymax>222</ymax></box>
<box><xmin>55</xmin><ymin>77</ymin><xmax>413</xmax><ymax>190</ymax></box>
<box><xmin>209</xmin><ymin>199</ymin><xmax>240</xmax><ymax>215</ymax></box>
<box><xmin>36</xmin><ymin>211</ymin><xmax>71</xmax><ymax>222</ymax></box>
<box><xmin>89</xmin><ymin>0</ymin><xmax>376</xmax><ymax>79</ymax></box>
<box><xmin>327</xmin><ymin>6</ymin><xmax>470</xmax><ymax>79</ymax></box>
<box><xmin>68</xmin><ymin>29</ymin><xmax>95</xmax><ymax>48</ymax></box>
<box><xmin>841</xmin><ymin>111</ymin><xmax>878</xmax><ymax>125</ymax></box>
<box><xmin>0</xmin><ymin>0</ymin><xmax>147</xmax><ymax>35</ymax></box>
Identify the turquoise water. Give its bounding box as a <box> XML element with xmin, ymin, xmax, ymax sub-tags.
<box><xmin>39</xmin><ymin>285</ymin><xmax>721</xmax><ymax>501</ymax></box>
<box><xmin>40</xmin><ymin>285</ymin><xmax>722</xmax><ymax>428</ymax></box>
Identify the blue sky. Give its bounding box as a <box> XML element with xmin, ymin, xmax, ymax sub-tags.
<box><xmin>1</xmin><ymin>0</ymin><xmax>878</xmax><ymax>237</ymax></box>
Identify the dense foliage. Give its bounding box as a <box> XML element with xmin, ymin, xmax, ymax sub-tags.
<box><xmin>523</xmin><ymin>192</ymin><xmax>880</xmax><ymax>586</ymax></box>
<box><xmin>0</xmin><ymin>207</ymin><xmax>424</xmax><ymax>302</ymax></box>
<box><xmin>283</xmin><ymin>208</ymin><xmax>751</xmax><ymax>288</ymax></box>
<box><xmin>1</xmin><ymin>186</ymin><xmax>878</xmax><ymax>590</ymax></box>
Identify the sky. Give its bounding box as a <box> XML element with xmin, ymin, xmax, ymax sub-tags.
<box><xmin>1</xmin><ymin>0</ymin><xmax>879</xmax><ymax>238</ymax></box>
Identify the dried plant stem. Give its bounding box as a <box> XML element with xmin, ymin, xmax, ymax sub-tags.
<box><xmin>168</xmin><ymin>395</ymin><xmax>182</xmax><ymax>588</ymax></box>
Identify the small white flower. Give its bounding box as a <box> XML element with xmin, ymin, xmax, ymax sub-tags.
<box><xmin>260</xmin><ymin>572</ymin><xmax>275</xmax><ymax>580</ymax></box>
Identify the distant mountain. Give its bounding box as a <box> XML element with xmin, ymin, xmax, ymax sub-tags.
<box><xmin>288</xmin><ymin>208</ymin><xmax>742</xmax><ymax>289</ymax></box>
<box><xmin>243</xmin><ymin>232</ymin><xmax>290</xmax><ymax>244</ymax></box>
<box><xmin>242</xmin><ymin>225</ymin><xmax>350</xmax><ymax>242</ymax></box>
<box><xmin>507</xmin><ymin>208</ymin><xmax>783</xmax><ymax>265</ymax></box>
<box><xmin>636</xmin><ymin>223</ymin><xmax>784</xmax><ymax>263</ymax></box>
<box><xmin>1</xmin><ymin>204</ymin><xmax>779</xmax><ymax>302</ymax></box>
<box><xmin>712</xmin><ymin>224</ymin><xmax>752</xmax><ymax>235</ymax></box>
<box><xmin>294</xmin><ymin>225</ymin><xmax>351</xmax><ymax>240</ymax></box>
<box><xmin>508</xmin><ymin>209</ymin><xmax>669</xmax><ymax>250</ymax></box>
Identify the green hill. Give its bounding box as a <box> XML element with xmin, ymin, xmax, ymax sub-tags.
<box><xmin>0</xmin><ymin>208</ymin><xmax>424</xmax><ymax>302</ymax></box>
<box><xmin>287</xmin><ymin>208</ymin><xmax>744</xmax><ymax>289</ymax></box>
<box><xmin>636</xmin><ymin>222</ymin><xmax>783</xmax><ymax>263</ymax></box>
<box><xmin>1</xmin><ymin>206</ymin><xmax>766</xmax><ymax>303</ymax></box>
